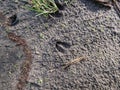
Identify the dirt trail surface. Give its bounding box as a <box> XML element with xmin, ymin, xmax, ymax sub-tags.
<box><xmin>0</xmin><ymin>0</ymin><xmax>120</xmax><ymax>90</ymax></box>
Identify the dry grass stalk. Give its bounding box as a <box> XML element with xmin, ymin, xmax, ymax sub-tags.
<box><xmin>63</xmin><ymin>56</ymin><xmax>86</xmax><ymax>69</ymax></box>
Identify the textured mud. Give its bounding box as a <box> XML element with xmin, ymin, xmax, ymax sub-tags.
<box><xmin>0</xmin><ymin>0</ymin><xmax>120</xmax><ymax>90</ymax></box>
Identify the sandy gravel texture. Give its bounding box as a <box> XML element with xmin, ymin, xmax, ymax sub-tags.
<box><xmin>0</xmin><ymin>0</ymin><xmax>120</xmax><ymax>90</ymax></box>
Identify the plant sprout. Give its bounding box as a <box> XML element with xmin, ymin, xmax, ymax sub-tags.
<box><xmin>29</xmin><ymin>0</ymin><xmax>59</xmax><ymax>17</ymax></box>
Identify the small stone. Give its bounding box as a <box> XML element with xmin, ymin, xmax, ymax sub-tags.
<box><xmin>35</xmin><ymin>51</ymin><xmax>40</xmax><ymax>55</ymax></box>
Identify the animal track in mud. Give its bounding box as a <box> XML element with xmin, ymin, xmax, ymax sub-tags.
<box><xmin>55</xmin><ymin>40</ymin><xmax>71</xmax><ymax>53</ymax></box>
<box><xmin>6</xmin><ymin>13</ymin><xmax>19</xmax><ymax>26</ymax></box>
<box><xmin>0</xmin><ymin>12</ymin><xmax>18</xmax><ymax>26</ymax></box>
<box><xmin>94</xmin><ymin>0</ymin><xmax>112</xmax><ymax>8</ymax></box>
<box><xmin>94</xmin><ymin>0</ymin><xmax>120</xmax><ymax>18</ymax></box>
<box><xmin>50</xmin><ymin>11</ymin><xmax>63</xmax><ymax>17</ymax></box>
<box><xmin>54</xmin><ymin>0</ymin><xmax>65</xmax><ymax>10</ymax></box>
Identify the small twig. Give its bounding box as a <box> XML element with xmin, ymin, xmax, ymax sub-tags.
<box><xmin>63</xmin><ymin>56</ymin><xmax>86</xmax><ymax>69</ymax></box>
<box><xmin>47</xmin><ymin>56</ymin><xmax>86</xmax><ymax>73</ymax></box>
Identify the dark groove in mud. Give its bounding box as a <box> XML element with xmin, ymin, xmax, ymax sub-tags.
<box><xmin>112</xmin><ymin>0</ymin><xmax>120</xmax><ymax>18</ymax></box>
<box><xmin>7</xmin><ymin>14</ymin><xmax>19</xmax><ymax>26</ymax></box>
<box><xmin>94</xmin><ymin>0</ymin><xmax>120</xmax><ymax>18</ymax></box>
<box><xmin>8</xmin><ymin>32</ymin><xmax>32</xmax><ymax>90</ymax></box>
<box><xmin>56</xmin><ymin>41</ymin><xmax>71</xmax><ymax>48</ymax></box>
<box><xmin>55</xmin><ymin>41</ymin><xmax>71</xmax><ymax>53</ymax></box>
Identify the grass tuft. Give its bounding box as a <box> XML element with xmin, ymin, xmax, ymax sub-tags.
<box><xmin>29</xmin><ymin>0</ymin><xmax>59</xmax><ymax>17</ymax></box>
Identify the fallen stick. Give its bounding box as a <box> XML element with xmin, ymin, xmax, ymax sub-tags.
<box><xmin>63</xmin><ymin>56</ymin><xmax>86</xmax><ymax>69</ymax></box>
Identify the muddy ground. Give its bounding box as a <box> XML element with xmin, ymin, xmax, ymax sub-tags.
<box><xmin>0</xmin><ymin>0</ymin><xmax>120</xmax><ymax>90</ymax></box>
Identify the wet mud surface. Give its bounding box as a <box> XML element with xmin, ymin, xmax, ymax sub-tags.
<box><xmin>0</xmin><ymin>0</ymin><xmax>120</xmax><ymax>90</ymax></box>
